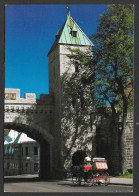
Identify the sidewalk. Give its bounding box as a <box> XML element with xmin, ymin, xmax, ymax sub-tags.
<box><xmin>65</xmin><ymin>177</ymin><xmax>133</xmax><ymax>186</ymax></box>
<box><xmin>110</xmin><ymin>177</ymin><xmax>133</xmax><ymax>186</ymax></box>
<box><xmin>4</xmin><ymin>174</ymin><xmax>133</xmax><ymax>186</ymax></box>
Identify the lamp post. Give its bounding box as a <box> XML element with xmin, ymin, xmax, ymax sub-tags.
<box><xmin>26</xmin><ymin>156</ymin><xmax>32</xmax><ymax>174</ymax></box>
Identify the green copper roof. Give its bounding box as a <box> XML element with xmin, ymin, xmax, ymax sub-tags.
<box><xmin>47</xmin><ymin>14</ymin><xmax>93</xmax><ymax>55</ymax></box>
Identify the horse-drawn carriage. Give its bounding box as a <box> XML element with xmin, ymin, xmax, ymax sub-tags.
<box><xmin>70</xmin><ymin>151</ymin><xmax>110</xmax><ymax>186</ymax></box>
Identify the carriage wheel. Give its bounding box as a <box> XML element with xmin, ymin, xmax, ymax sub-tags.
<box><xmin>86</xmin><ymin>172</ymin><xmax>95</xmax><ymax>186</ymax></box>
<box><xmin>72</xmin><ymin>177</ymin><xmax>75</xmax><ymax>184</ymax></box>
<box><xmin>71</xmin><ymin>174</ymin><xmax>76</xmax><ymax>184</ymax></box>
<box><xmin>76</xmin><ymin>174</ymin><xmax>82</xmax><ymax>185</ymax></box>
<box><xmin>103</xmin><ymin>172</ymin><xmax>110</xmax><ymax>186</ymax></box>
<box><xmin>72</xmin><ymin>177</ymin><xmax>78</xmax><ymax>184</ymax></box>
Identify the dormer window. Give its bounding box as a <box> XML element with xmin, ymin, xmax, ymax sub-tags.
<box><xmin>71</xmin><ymin>30</ymin><xmax>77</xmax><ymax>37</ymax></box>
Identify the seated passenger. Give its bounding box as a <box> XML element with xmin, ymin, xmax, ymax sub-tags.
<box><xmin>84</xmin><ymin>152</ymin><xmax>92</xmax><ymax>165</ymax></box>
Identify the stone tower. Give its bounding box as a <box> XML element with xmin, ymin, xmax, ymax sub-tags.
<box><xmin>47</xmin><ymin>9</ymin><xmax>93</xmax><ymax>172</ymax></box>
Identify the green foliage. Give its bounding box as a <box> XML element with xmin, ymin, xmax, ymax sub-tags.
<box><xmin>4</xmin><ymin>129</ymin><xmax>10</xmax><ymax>140</ymax></box>
<box><xmin>116</xmin><ymin>173</ymin><xmax>133</xmax><ymax>178</ymax></box>
<box><xmin>61</xmin><ymin>48</ymin><xmax>95</xmax><ymax>160</ymax></box>
<box><xmin>91</xmin><ymin>4</ymin><xmax>133</xmax><ymax>124</ymax></box>
<box><xmin>61</xmin><ymin>5</ymin><xmax>133</xmax><ymax>165</ymax></box>
<box><xmin>64</xmin><ymin>48</ymin><xmax>94</xmax><ymax>114</ymax></box>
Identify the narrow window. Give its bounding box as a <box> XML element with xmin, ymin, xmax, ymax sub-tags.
<box><xmin>14</xmin><ymin>146</ymin><xmax>18</xmax><ymax>152</ymax></box>
<box><xmin>25</xmin><ymin>147</ymin><xmax>28</xmax><ymax>156</ymax></box>
<box><xmin>75</xmin><ymin>61</ymin><xmax>79</xmax><ymax>72</ymax></box>
<box><xmin>25</xmin><ymin>163</ymin><xmax>28</xmax><ymax>171</ymax></box>
<box><xmin>14</xmin><ymin>163</ymin><xmax>18</xmax><ymax>169</ymax></box>
<box><xmin>7</xmin><ymin>162</ymin><xmax>10</xmax><ymax>169</ymax></box>
<box><xmin>34</xmin><ymin>147</ymin><xmax>38</xmax><ymax>155</ymax></box>
<box><xmin>34</xmin><ymin>163</ymin><xmax>39</xmax><ymax>172</ymax></box>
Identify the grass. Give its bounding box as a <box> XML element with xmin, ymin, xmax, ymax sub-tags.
<box><xmin>115</xmin><ymin>173</ymin><xmax>133</xmax><ymax>178</ymax></box>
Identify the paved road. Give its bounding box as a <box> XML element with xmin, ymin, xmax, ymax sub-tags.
<box><xmin>4</xmin><ymin>175</ymin><xmax>133</xmax><ymax>192</ymax></box>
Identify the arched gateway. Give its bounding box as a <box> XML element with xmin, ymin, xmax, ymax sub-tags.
<box><xmin>4</xmin><ymin>9</ymin><xmax>133</xmax><ymax>177</ymax></box>
<box><xmin>4</xmin><ymin>88</ymin><xmax>59</xmax><ymax>179</ymax></box>
<box><xmin>5</xmin><ymin>11</ymin><xmax>94</xmax><ymax>179</ymax></box>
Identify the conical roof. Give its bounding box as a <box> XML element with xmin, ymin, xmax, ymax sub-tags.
<box><xmin>47</xmin><ymin>14</ymin><xmax>93</xmax><ymax>56</ymax></box>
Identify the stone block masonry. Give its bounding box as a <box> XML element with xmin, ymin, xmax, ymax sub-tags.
<box><xmin>122</xmin><ymin>112</ymin><xmax>133</xmax><ymax>173</ymax></box>
<box><xmin>4</xmin><ymin>88</ymin><xmax>56</xmax><ymax>179</ymax></box>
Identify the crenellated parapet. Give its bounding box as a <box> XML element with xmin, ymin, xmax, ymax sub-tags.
<box><xmin>4</xmin><ymin>89</ymin><xmax>55</xmax><ymax>143</ymax></box>
<box><xmin>5</xmin><ymin>88</ymin><xmax>54</xmax><ymax>113</ymax></box>
<box><xmin>5</xmin><ymin>88</ymin><xmax>36</xmax><ymax>104</ymax></box>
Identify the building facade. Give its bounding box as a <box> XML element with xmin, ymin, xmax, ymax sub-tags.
<box><xmin>47</xmin><ymin>9</ymin><xmax>95</xmax><ymax>171</ymax></box>
<box><xmin>4</xmin><ymin>130</ymin><xmax>40</xmax><ymax>176</ymax></box>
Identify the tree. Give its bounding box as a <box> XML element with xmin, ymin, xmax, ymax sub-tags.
<box><xmin>61</xmin><ymin>48</ymin><xmax>95</xmax><ymax>166</ymax></box>
<box><xmin>4</xmin><ymin>129</ymin><xmax>10</xmax><ymax>140</ymax></box>
<box><xmin>90</xmin><ymin>4</ymin><xmax>133</xmax><ymax>173</ymax></box>
<box><xmin>91</xmin><ymin>4</ymin><xmax>133</xmax><ymax>128</ymax></box>
<box><xmin>61</xmin><ymin>5</ymin><xmax>133</xmax><ymax>173</ymax></box>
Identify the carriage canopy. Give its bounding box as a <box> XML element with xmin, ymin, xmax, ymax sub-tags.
<box><xmin>72</xmin><ymin>150</ymin><xmax>86</xmax><ymax>166</ymax></box>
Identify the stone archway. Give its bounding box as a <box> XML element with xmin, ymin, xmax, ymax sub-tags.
<box><xmin>4</xmin><ymin>122</ymin><xmax>52</xmax><ymax>179</ymax></box>
<box><xmin>4</xmin><ymin>88</ymin><xmax>65</xmax><ymax>179</ymax></box>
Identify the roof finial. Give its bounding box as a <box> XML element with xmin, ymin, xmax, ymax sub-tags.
<box><xmin>56</xmin><ymin>23</ymin><xmax>60</xmax><ymax>39</ymax></box>
<box><xmin>66</xmin><ymin>5</ymin><xmax>70</xmax><ymax>17</ymax></box>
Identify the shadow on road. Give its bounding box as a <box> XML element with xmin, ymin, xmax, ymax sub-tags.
<box><xmin>58</xmin><ymin>183</ymin><xmax>91</xmax><ymax>187</ymax></box>
<box><xmin>4</xmin><ymin>176</ymin><xmax>40</xmax><ymax>183</ymax></box>
<box><xmin>4</xmin><ymin>175</ymin><xmax>68</xmax><ymax>184</ymax></box>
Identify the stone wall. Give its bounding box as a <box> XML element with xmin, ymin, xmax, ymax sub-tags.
<box><xmin>122</xmin><ymin>112</ymin><xmax>133</xmax><ymax>173</ymax></box>
<box><xmin>48</xmin><ymin>44</ymin><xmax>94</xmax><ymax>172</ymax></box>
<box><xmin>4</xmin><ymin>88</ymin><xmax>56</xmax><ymax>178</ymax></box>
<box><xmin>95</xmin><ymin>112</ymin><xmax>133</xmax><ymax>175</ymax></box>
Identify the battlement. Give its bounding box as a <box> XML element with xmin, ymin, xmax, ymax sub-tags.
<box><xmin>5</xmin><ymin>88</ymin><xmax>36</xmax><ymax>104</ymax></box>
<box><xmin>37</xmin><ymin>94</ymin><xmax>54</xmax><ymax>105</ymax></box>
<box><xmin>5</xmin><ymin>88</ymin><xmax>54</xmax><ymax>106</ymax></box>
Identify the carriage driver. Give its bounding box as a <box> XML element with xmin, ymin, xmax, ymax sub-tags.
<box><xmin>84</xmin><ymin>152</ymin><xmax>92</xmax><ymax>165</ymax></box>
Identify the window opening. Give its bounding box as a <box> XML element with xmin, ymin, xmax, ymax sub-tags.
<box><xmin>34</xmin><ymin>146</ymin><xmax>38</xmax><ymax>155</ymax></box>
<box><xmin>34</xmin><ymin>163</ymin><xmax>39</xmax><ymax>172</ymax></box>
<box><xmin>71</xmin><ymin>30</ymin><xmax>77</xmax><ymax>37</ymax></box>
<box><xmin>25</xmin><ymin>147</ymin><xmax>28</xmax><ymax>156</ymax></box>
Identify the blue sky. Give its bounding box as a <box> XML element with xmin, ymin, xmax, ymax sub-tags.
<box><xmin>5</xmin><ymin>4</ymin><xmax>108</xmax><ymax>98</ymax></box>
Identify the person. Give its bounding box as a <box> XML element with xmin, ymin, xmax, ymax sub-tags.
<box><xmin>84</xmin><ymin>152</ymin><xmax>91</xmax><ymax>165</ymax></box>
<box><xmin>84</xmin><ymin>152</ymin><xmax>92</xmax><ymax>182</ymax></box>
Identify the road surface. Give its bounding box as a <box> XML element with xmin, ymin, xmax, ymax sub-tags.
<box><xmin>4</xmin><ymin>175</ymin><xmax>133</xmax><ymax>192</ymax></box>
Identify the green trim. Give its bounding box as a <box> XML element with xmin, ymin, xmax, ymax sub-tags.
<box><xmin>59</xmin><ymin>15</ymin><xmax>93</xmax><ymax>46</ymax></box>
<box><xmin>47</xmin><ymin>15</ymin><xmax>93</xmax><ymax>56</ymax></box>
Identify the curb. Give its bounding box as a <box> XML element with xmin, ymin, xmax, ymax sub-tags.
<box><xmin>109</xmin><ymin>182</ymin><xmax>133</xmax><ymax>186</ymax></box>
<box><xmin>63</xmin><ymin>179</ymin><xmax>133</xmax><ymax>186</ymax></box>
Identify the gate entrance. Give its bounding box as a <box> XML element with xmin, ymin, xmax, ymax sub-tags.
<box><xmin>4</xmin><ymin>124</ymin><xmax>51</xmax><ymax>179</ymax></box>
<box><xmin>4</xmin><ymin>88</ymin><xmax>64</xmax><ymax>179</ymax></box>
